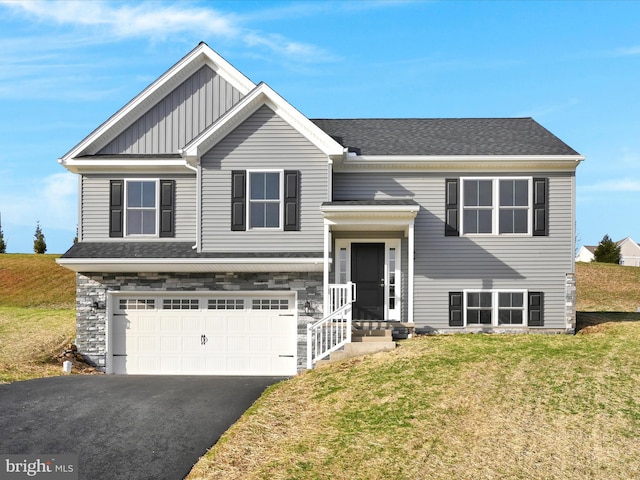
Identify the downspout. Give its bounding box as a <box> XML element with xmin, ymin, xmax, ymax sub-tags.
<box><xmin>181</xmin><ymin>157</ymin><xmax>200</xmax><ymax>251</ymax></box>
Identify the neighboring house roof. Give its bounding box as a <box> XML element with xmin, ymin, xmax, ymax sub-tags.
<box><xmin>584</xmin><ymin>246</ymin><xmax>597</xmax><ymax>254</ymax></box>
<box><xmin>311</xmin><ymin>118</ymin><xmax>580</xmax><ymax>156</ymax></box>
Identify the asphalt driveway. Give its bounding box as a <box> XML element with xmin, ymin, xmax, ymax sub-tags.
<box><xmin>0</xmin><ymin>375</ymin><xmax>284</xmax><ymax>479</ymax></box>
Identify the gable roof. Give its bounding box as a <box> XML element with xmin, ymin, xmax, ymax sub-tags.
<box><xmin>180</xmin><ymin>82</ymin><xmax>344</xmax><ymax>159</ymax></box>
<box><xmin>59</xmin><ymin>42</ymin><xmax>256</xmax><ymax>164</ymax></box>
<box><xmin>311</xmin><ymin>118</ymin><xmax>580</xmax><ymax>156</ymax></box>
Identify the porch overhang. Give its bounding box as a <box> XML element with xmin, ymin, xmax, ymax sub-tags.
<box><xmin>320</xmin><ymin>200</ymin><xmax>418</xmax><ymax>324</ymax></box>
<box><xmin>321</xmin><ymin>200</ymin><xmax>419</xmax><ymax>235</ymax></box>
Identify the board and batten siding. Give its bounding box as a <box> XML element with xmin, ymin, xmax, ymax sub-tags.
<box><xmin>332</xmin><ymin>171</ymin><xmax>575</xmax><ymax>329</ymax></box>
<box><xmin>80</xmin><ymin>174</ymin><xmax>196</xmax><ymax>241</ymax></box>
<box><xmin>99</xmin><ymin>65</ymin><xmax>244</xmax><ymax>155</ymax></box>
<box><xmin>200</xmin><ymin>105</ymin><xmax>329</xmax><ymax>253</ymax></box>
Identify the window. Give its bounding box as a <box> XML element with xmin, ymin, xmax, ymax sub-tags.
<box><xmin>126</xmin><ymin>180</ymin><xmax>157</xmax><ymax>235</ymax></box>
<box><xmin>498</xmin><ymin>292</ymin><xmax>524</xmax><ymax>325</ymax></box>
<box><xmin>389</xmin><ymin>247</ymin><xmax>396</xmax><ymax>310</ymax></box>
<box><xmin>249</xmin><ymin>171</ymin><xmax>281</xmax><ymax>229</ymax></box>
<box><xmin>162</xmin><ymin>299</ymin><xmax>199</xmax><ymax>310</ymax></box>
<box><xmin>499</xmin><ymin>180</ymin><xmax>529</xmax><ymax>234</ymax></box>
<box><xmin>466</xmin><ymin>292</ymin><xmax>492</xmax><ymax>324</ymax></box>
<box><xmin>464</xmin><ymin>291</ymin><xmax>526</xmax><ymax>326</ymax></box>
<box><xmin>231</xmin><ymin>170</ymin><xmax>299</xmax><ymax>231</ymax></box>
<box><xmin>119</xmin><ymin>298</ymin><xmax>155</xmax><ymax>310</ymax></box>
<box><xmin>252</xmin><ymin>299</ymin><xmax>289</xmax><ymax>310</ymax></box>
<box><xmin>208</xmin><ymin>299</ymin><xmax>245</xmax><ymax>310</ymax></box>
<box><xmin>461</xmin><ymin>178</ymin><xmax>531</xmax><ymax>235</ymax></box>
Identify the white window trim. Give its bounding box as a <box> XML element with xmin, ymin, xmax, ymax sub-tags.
<box><xmin>246</xmin><ymin>169</ymin><xmax>284</xmax><ymax>231</ymax></box>
<box><xmin>334</xmin><ymin>238</ymin><xmax>402</xmax><ymax>321</ymax></box>
<box><xmin>460</xmin><ymin>177</ymin><xmax>533</xmax><ymax>237</ymax></box>
<box><xmin>463</xmin><ymin>289</ymin><xmax>528</xmax><ymax>327</ymax></box>
<box><xmin>124</xmin><ymin>178</ymin><xmax>160</xmax><ymax>237</ymax></box>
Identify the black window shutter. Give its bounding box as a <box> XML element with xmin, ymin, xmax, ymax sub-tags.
<box><xmin>532</xmin><ymin>178</ymin><xmax>548</xmax><ymax>236</ymax></box>
<box><xmin>528</xmin><ymin>292</ymin><xmax>544</xmax><ymax>326</ymax></box>
<box><xmin>284</xmin><ymin>170</ymin><xmax>300</xmax><ymax>231</ymax></box>
<box><xmin>449</xmin><ymin>292</ymin><xmax>463</xmax><ymax>327</ymax></box>
<box><xmin>159</xmin><ymin>180</ymin><xmax>175</xmax><ymax>238</ymax></box>
<box><xmin>445</xmin><ymin>179</ymin><xmax>459</xmax><ymax>236</ymax></box>
<box><xmin>109</xmin><ymin>180</ymin><xmax>124</xmax><ymax>238</ymax></box>
<box><xmin>231</xmin><ymin>171</ymin><xmax>246</xmax><ymax>231</ymax></box>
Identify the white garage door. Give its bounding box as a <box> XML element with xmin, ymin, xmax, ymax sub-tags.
<box><xmin>110</xmin><ymin>294</ymin><xmax>297</xmax><ymax>375</ymax></box>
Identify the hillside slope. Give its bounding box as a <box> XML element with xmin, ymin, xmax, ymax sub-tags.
<box><xmin>576</xmin><ymin>262</ymin><xmax>640</xmax><ymax>311</ymax></box>
<box><xmin>0</xmin><ymin>254</ymin><xmax>75</xmax><ymax>308</ymax></box>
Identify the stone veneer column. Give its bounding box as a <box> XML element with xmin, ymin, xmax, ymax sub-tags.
<box><xmin>565</xmin><ymin>272</ymin><xmax>577</xmax><ymax>333</ymax></box>
<box><xmin>75</xmin><ymin>273</ymin><xmax>108</xmax><ymax>368</ymax></box>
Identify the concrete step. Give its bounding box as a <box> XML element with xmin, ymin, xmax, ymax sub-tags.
<box><xmin>351</xmin><ymin>335</ymin><xmax>394</xmax><ymax>343</ymax></box>
<box><xmin>317</xmin><ymin>341</ymin><xmax>396</xmax><ymax>364</ymax></box>
<box><xmin>352</xmin><ymin>329</ymin><xmax>392</xmax><ymax>337</ymax></box>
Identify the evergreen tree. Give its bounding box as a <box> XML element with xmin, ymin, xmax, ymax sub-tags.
<box><xmin>593</xmin><ymin>234</ymin><xmax>620</xmax><ymax>264</ymax></box>
<box><xmin>33</xmin><ymin>221</ymin><xmax>47</xmax><ymax>254</ymax></box>
<box><xmin>0</xmin><ymin>213</ymin><xmax>6</xmax><ymax>254</ymax></box>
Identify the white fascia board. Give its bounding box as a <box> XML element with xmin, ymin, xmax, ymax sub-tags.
<box><xmin>335</xmin><ymin>155</ymin><xmax>586</xmax><ymax>172</ymax></box>
<box><xmin>58</xmin><ymin>158</ymin><xmax>197</xmax><ymax>174</ymax></box>
<box><xmin>59</xmin><ymin>43</ymin><xmax>256</xmax><ymax>163</ymax></box>
<box><xmin>181</xmin><ymin>83</ymin><xmax>344</xmax><ymax>159</ymax></box>
<box><xmin>56</xmin><ymin>257</ymin><xmax>325</xmax><ymax>273</ymax></box>
<box><xmin>321</xmin><ymin>204</ymin><xmax>419</xmax><ymax>214</ymax></box>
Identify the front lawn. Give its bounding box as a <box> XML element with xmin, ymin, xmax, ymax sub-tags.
<box><xmin>188</xmin><ymin>314</ymin><xmax>640</xmax><ymax>479</ymax></box>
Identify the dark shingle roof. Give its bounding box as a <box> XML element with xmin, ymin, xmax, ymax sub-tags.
<box><xmin>311</xmin><ymin>118</ymin><xmax>579</xmax><ymax>156</ymax></box>
<box><xmin>61</xmin><ymin>242</ymin><xmax>322</xmax><ymax>259</ymax></box>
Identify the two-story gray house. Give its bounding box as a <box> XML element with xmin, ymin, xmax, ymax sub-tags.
<box><xmin>57</xmin><ymin>42</ymin><xmax>584</xmax><ymax>375</ymax></box>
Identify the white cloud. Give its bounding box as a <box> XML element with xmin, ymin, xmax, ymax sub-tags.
<box><xmin>614</xmin><ymin>45</ymin><xmax>640</xmax><ymax>56</ymax></box>
<box><xmin>514</xmin><ymin>98</ymin><xmax>581</xmax><ymax>119</ymax></box>
<box><xmin>0</xmin><ymin>0</ymin><xmax>332</xmax><ymax>62</ymax></box>
<box><xmin>0</xmin><ymin>172</ymin><xmax>77</xmax><ymax>231</ymax></box>
<box><xmin>581</xmin><ymin>179</ymin><xmax>640</xmax><ymax>192</ymax></box>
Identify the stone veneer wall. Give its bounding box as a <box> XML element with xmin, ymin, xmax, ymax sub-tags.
<box><xmin>75</xmin><ymin>271</ymin><xmax>324</xmax><ymax>372</ymax></box>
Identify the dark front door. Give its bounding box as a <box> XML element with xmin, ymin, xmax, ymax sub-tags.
<box><xmin>351</xmin><ymin>243</ymin><xmax>385</xmax><ymax>320</ymax></box>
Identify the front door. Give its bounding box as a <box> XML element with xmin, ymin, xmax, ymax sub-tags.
<box><xmin>351</xmin><ymin>243</ymin><xmax>385</xmax><ymax>320</ymax></box>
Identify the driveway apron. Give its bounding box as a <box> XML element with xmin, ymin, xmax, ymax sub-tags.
<box><xmin>0</xmin><ymin>375</ymin><xmax>283</xmax><ymax>479</ymax></box>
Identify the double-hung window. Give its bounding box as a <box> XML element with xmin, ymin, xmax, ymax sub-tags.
<box><xmin>465</xmin><ymin>290</ymin><xmax>526</xmax><ymax>326</ymax></box>
<box><xmin>126</xmin><ymin>180</ymin><xmax>157</xmax><ymax>236</ymax></box>
<box><xmin>249</xmin><ymin>171</ymin><xmax>282</xmax><ymax>229</ymax></box>
<box><xmin>461</xmin><ymin>177</ymin><xmax>531</xmax><ymax>235</ymax></box>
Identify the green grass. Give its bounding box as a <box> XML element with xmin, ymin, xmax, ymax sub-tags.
<box><xmin>187</xmin><ymin>262</ymin><xmax>640</xmax><ymax>479</ymax></box>
<box><xmin>0</xmin><ymin>254</ymin><xmax>76</xmax><ymax>383</ymax></box>
<box><xmin>188</xmin><ymin>318</ymin><xmax>640</xmax><ymax>480</ymax></box>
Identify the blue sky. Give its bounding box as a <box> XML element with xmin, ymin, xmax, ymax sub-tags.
<box><xmin>0</xmin><ymin>0</ymin><xmax>638</xmax><ymax>253</ymax></box>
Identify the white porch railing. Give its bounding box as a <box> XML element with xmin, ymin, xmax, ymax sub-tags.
<box><xmin>307</xmin><ymin>283</ymin><xmax>355</xmax><ymax>369</ymax></box>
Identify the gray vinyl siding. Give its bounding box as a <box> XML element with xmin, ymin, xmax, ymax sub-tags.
<box><xmin>99</xmin><ymin>66</ymin><xmax>243</xmax><ymax>154</ymax></box>
<box><xmin>200</xmin><ymin>105</ymin><xmax>329</xmax><ymax>253</ymax></box>
<box><xmin>333</xmin><ymin>171</ymin><xmax>575</xmax><ymax>329</ymax></box>
<box><xmin>80</xmin><ymin>174</ymin><xmax>196</xmax><ymax>241</ymax></box>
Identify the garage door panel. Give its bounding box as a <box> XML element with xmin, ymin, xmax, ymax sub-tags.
<box><xmin>112</xmin><ymin>295</ymin><xmax>297</xmax><ymax>375</ymax></box>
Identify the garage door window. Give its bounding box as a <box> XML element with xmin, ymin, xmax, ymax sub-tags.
<box><xmin>119</xmin><ymin>298</ymin><xmax>155</xmax><ymax>310</ymax></box>
<box><xmin>208</xmin><ymin>299</ymin><xmax>245</xmax><ymax>310</ymax></box>
<box><xmin>252</xmin><ymin>299</ymin><xmax>289</xmax><ymax>310</ymax></box>
<box><xmin>163</xmin><ymin>299</ymin><xmax>199</xmax><ymax>310</ymax></box>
